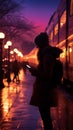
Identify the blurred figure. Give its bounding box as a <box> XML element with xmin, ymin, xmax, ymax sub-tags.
<box><xmin>12</xmin><ymin>60</ymin><xmax>20</xmax><ymax>83</ymax></box>
<box><xmin>29</xmin><ymin>32</ymin><xmax>63</xmax><ymax>130</ymax></box>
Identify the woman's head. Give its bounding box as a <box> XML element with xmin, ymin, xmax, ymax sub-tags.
<box><xmin>35</xmin><ymin>32</ymin><xmax>49</xmax><ymax>48</ymax></box>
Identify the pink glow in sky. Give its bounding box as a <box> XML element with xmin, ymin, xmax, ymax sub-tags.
<box><xmin>23</xmin><ymin>0</ymin><xmax>61</xmax><ymax>32</ymax></box>
<box><xmin>15</xmin><ymin>0</ymin><xmax>61</xmax><ymax>54</ymax></box>
<box><xmin>1</xmin><ymin>0</ymin><xmax>61</xmax><ymax>55</ymax></box>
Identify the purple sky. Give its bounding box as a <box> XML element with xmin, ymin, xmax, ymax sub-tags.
<box><xmin>23</xmin><ymin>0</ymin><xmax>61</xmax><ymax>32</ymax></box>
<box><xmin>0</xmin><ymin>0</ymin><xmax>61</xmax><ymax>55</ymax></box>
<box><xmin>13</xmin><ymin>0</ymin><xmax>61</xmax><ymax>54</ymax></box>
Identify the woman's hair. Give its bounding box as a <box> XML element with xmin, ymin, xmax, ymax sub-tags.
<box><xmin>34</xmin><ymin>32</ymin><xmax>49</xmax><ymax>48</ymax></box>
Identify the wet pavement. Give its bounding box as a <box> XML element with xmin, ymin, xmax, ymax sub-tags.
<box><xmin>0</xmin><ymin>69</ymin><xmax>73</xmax><ymax>130</ymax></box>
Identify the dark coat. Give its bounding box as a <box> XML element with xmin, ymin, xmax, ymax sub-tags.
<box><xmin>30</xmin><ymin>46</ymin><xmax>62</xmax><ymax>107</ymax></box>
<box><xmin>30</xmin><ymin>78</ymin><xmax>58</xmax><ymax>107</ymax></box>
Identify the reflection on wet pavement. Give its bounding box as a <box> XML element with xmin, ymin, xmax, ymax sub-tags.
<box><xmin>0</xmin><ymin>69</ymin><xmax>73</xmax><ymax>130</ymax></box>
<box><xmin>0</xmin><ymin>83</ymin><xmax>20</xmax><ymax>122</ymax></box>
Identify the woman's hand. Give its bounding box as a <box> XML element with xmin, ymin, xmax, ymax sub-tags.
<box><xmin>29</xmin><ymin>66</ymin><xmax>37</xmax><ymax>76</ymax></box>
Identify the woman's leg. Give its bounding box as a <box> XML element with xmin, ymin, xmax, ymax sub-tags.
<box><xmin>39</xmin><ymin>106</ymin><xmax>53</xmax><ymax>130</ymax></box>
<box><xmin>13</xmin><ymin>73</ymin><xmax>16</xmax><ymax>82</ymax></box>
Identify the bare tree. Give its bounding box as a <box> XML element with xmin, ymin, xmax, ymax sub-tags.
<box><xmin>0</xmin><ymin>0</ymin><xmax>24</xmax><ymax>18</ymax></box>
<box><xmin>0</xmin><ymin>0</ymin><xmax>36</xmax><ymax>55</ymax></box>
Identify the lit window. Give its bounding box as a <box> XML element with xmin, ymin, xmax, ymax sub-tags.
<box><xmin>60</xmin><ymin>10</ymin><xmax>66</xmax><ymax>28</ymax></box>
<box><xmin>54</xmin><ymin>24</ymin><xmax>58</xmax><ymax>35</ymax></box>
<box><xmin>70</xmin><ymin>0</ymin><xmax>73</xmax><ymax>15</ymax></box>
<box><xmin>50</xmin><ymin>31</ymin><xmax>53</xmax><ymax>40</ymax></box>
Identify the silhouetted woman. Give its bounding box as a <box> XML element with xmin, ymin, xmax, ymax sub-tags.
<box><xmin>29</xmin><ymin>32</ymin><xmax>62</xmax><ymax>130</ymax></box>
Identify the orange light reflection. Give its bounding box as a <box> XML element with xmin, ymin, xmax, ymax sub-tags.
<box><xmin>2</xmin><ymin>87</ymin><xmax>13</xmax><ymax>120</ymax></box>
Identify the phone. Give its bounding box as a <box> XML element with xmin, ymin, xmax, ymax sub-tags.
<box><xmin>26</xmin><ymin>64</ymin><xmax>31</xmax><ymax>69</ymax></box>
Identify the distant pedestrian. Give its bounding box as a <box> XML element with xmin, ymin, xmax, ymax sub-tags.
<box><xmin>28</xmin><ymin>32</ymin><xmax>63</xmax><ymax>130</ymax></box>
<box><xmin>12</xmin><ymin>60</ymin><xmax>20</xmax><ymax>82</ymax></box>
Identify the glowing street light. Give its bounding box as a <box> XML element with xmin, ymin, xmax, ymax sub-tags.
<box><xmin>0</xmin><ymin>32</ymin><xmax>5</xmax><ymax>39</ymax></box>
<box><xmin>0</xmin><ymin>32</ymin><xmax>5</xmax><ymax>88</ymax></box>
<box><xmin>4</xmin><ymin>44</ymin><xmax>8</xmax><ymax>49</ymax></box>
<box><xmin>6</xmin><ymin>41</ymin><xmax>12</xmax><ymax>46</ymax></box>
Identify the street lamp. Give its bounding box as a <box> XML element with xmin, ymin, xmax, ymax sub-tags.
<box><xmin>0</xmin><ymin>32</ymin><xmax>5</xmax><ymax>88</ymax></box>
<box><xmin>6</xmin><ymin>41</ymin><xmax>12</xmax><ymax>83</ymax></box>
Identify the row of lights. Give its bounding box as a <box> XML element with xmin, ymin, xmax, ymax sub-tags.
<box><xmin>0</xmin><ymin>32</ymin><xmax>23</xmax><ymax>88</ymax></box>
<box><xmin>0</xmin><ymin>32</ymin><xmax>23</xmax><ymax>61</ymax></box>
<box><xmin>10</xmin><ymin>48</ymin><xmax>23</xmax><ymax>60</ymax></box>
<box><xmin>0</xmin><ymin>32</ymin><xmax>6</xmax><ymax>88</ymax></box>
<box><xmin>4</xmin><ymin>41</ymin><xmax>12</xmax><ymax>49</ymax></box>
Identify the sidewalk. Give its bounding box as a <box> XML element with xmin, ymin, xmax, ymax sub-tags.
<box><xmin>0</xmin><ymin>70</ymin><xmax>43</xmax><ymax>130</ymax></box>
<box><xmin>0</xmin><ymin>69</ymin><xmax>73</xmax><ymax>130</ymax></box>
